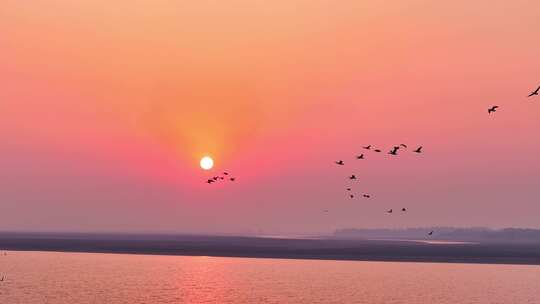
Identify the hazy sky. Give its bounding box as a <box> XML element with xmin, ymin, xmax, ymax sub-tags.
<box><xmin>1</xmin><ymin>0</ymin><xmax>539</xmax><ymax>234</ymax></box>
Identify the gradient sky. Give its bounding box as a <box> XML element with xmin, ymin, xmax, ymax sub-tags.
<box><xmin>1</xmin><ymin>0</ymin><xmax>539</xmax><ymax>234</ymax></box>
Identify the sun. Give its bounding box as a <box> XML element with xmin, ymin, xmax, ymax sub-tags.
<box><xmin>200</xmin><ymin>156</ymin><xmax>214</xmax><ymax>170</ymax></box>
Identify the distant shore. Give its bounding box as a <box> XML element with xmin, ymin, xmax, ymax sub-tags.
<box><xmin>1</xmin><ymin>233</ymin><xmax>539</xmax><ymax>265</ymax></box>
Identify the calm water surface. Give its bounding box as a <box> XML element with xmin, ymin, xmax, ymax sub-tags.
<box><xmin>1</xmin><ymin>251</ymin><xmax>539</xmax><ymax>303</ymax></box>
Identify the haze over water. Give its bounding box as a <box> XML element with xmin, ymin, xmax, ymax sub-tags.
<box><xmin>1</xmin><ymin>251</ymin><xmax>539</xmax><ymax>304</ymax></box>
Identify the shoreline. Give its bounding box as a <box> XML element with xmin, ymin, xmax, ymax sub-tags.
<box><xmin>1</xmin><ymin>234</ymin><xmax>540</xmax><ymax>266</ymax></box>
<box><xmin>3</xmin><ymin>248</ymin><xmax>540</xmax><ymax>266</ymax></box>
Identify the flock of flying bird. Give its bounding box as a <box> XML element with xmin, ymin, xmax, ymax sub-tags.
<box><xmin>331</xmin><ymin>85</ymin><xmax>539</xmax><ymax>236</ymax></box>
<box><xmin>335</xmin><ymin>144</ymin><xmax>423</xmax><ymax>213</ymax></box>
<box><xmin>206</xmin><ymin>172</ymin><xmax>236</xmax><ymax>184</ymax></box>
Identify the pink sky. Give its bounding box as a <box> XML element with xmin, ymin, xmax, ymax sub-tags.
<box><xmin>1</xmin><ymin>0</ymin><xmax>539</xmax><ymax>234</ymax></box>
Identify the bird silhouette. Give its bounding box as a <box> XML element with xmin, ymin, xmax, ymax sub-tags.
<box><xmin>356</xmin><ymin>154</ymin><xmax>364</xmax><ymax>159</ymax></box>
<box><xmin>488</xmin><ymin>105</ymin><xmax>499</xmax><ymax>114</ymax></box>
<box><xmin>413</xmin><ymin>146</ymin><xmax>423</xmax><ymax>153</ymax></box>
<box><xmin>363</xmin><ymin>145</ymin><xmax>372</xmax><ymax>150</ymax></box>
<box><xmin>401</xmin><ymin>208</ymin><xmax>406</xmax><ymax>212</ymax></box>
<box><xmin>206</xmin><ymin>179</ymin><xmax>215</xmax><ymax>184</ymax></box>
<box><xmin>213</xmin><ymin>176</ymin><xmax>219</xmax><ymax>181</ymax></box>
<box><xmin>349</xmin><ymin>194</ymin><xmax>354</xmax><ymax>199</ymax></box>
<box><xmin>428</xmin><ymin>231</ymin><xmax>434</xmax><ymax>236</ymax></box>
<box><xmin>528</xmin><ymin>86</ymin><xmax>539</xmax><ymax>97</ymax></box>
<box><xmin>349</xmin><ymin>175</ymin><xmax>357</xmax><ymax>180</ymax></box>
<box><xmin>223</xmin><ymin>172</ymin><xmax>229</xmax><ymax>175</ymax></box>
<box><xmin>363</xmin><ymin>194</ymin><xmax>371</xmax><ymax>198</ymax></box>
<box><xmin>230</xmin><ymin>177</ymin><xmax>236</xmax><ymax>181</ymax></box>
<box><xmin>389</xmin><ymin>146</ymin><xmax>399</xmax><ymax>155</ymax></box>
<box><xmin>335</xmin><ymin>160</ymin><xmax>344</xmax><ymax>165</ymax></box>
<box><xmin>400</xmin><ymin>144</ymin><xmax>408</xmax><ymax>148</ymax></box>
<box><xmin>0</xmin><ymin>276</ymin><xmax>3</xmax><ymax>282</ymax></box>
<box><xmin>374</xmin><ymin>149</ymin><xmax>382</xmax><ymax>153</ymax></box>
<box><xmin>387</xmin><ymin>209</ymin><xmax>393</xmax><ymax>214</ymax></box>
<box><xmin>346</xmin><ymin>188</ymin><xmax>352</xmax><ymax>191</ymax></box>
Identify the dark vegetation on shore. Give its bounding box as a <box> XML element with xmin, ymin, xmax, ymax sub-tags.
<box><xmin>334</xmin><ymin>227</ymin><xmax>540</xmax><ymax>243</ymax></box>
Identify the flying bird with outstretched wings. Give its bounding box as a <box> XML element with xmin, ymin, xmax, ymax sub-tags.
<box><xmin>488</xmin><ymin>105</ymin><xmax>499</xmax><ymax>114</ymax></box>
<box><xmin>527</xmin><ymin>86</ymin><xmax>539</xmax><ymax>97</ymax></box>
<box><xmin>389</xmin><ymin>146</ymin><xmax>399</xmax><ymax>155</ymax></box>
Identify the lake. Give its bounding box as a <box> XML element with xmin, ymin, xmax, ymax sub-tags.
<box><xmin>1</xmin><ymin>251</ymin><xmax>539</xmax><ymax>303</ymax></box>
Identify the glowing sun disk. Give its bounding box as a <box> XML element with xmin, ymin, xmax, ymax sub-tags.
<box><xmin>200</xmin><ymin>156</ymin><xmax>214</xmax><ymax>170</ymax></box>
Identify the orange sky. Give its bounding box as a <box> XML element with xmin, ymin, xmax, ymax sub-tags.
<box><xmin>1</xmin><ymin>0</ymin><xmax>539</xmax><ymax>234</ymax></box>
